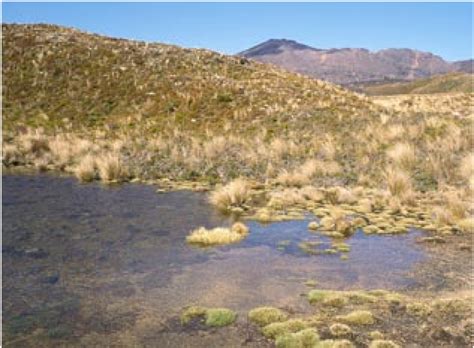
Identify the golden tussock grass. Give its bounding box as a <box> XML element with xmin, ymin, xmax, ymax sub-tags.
<box><xmin>209</xmin><ymin>178</ymin><xmax>250</xmax><ymax>212</ymax></box>
<box><xmin>186</xmin><ymin>222</ymin><xmax>249</xmax><ymax>246</ymax></box>
<box><xmin>74</xmin><ymin>155</ymin><xmax>97</xmax><ymax>182</ymax></box>
<box><xmin>386</xmin><ymin>142</ymin><xmax>416</xmax><ymax>171</ymax></box>
<box><xmin>384</xmin><ymin>167</ymin><xmax>413</xmax><ymax>202</ymax></box>
<box><xmin>96</xmin><ymin>153</ymin><xmax>127</xmax><ymax>182</ymax></box>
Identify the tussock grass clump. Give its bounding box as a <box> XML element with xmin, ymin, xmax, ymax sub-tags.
<box><xmin>387</xmin><ymin>142</ymin><xmax>416</xmax><ymax>170</ymax></box>
<box><xmin>209</xmin><ymin>178</ymin><xmax>250</xmax><ymax>212</ymax></box>
<box><xmin>186</xmin><ymin>222</ymin><xmax>249</xmax><ymax>246</ymax></box>
<box><xmin>96</xmin><ymin>153</ymin><xmax>127</xmax><ymax>182</ymax></box>
<box><xmin>2</xmin><ymin>144</ymin><xmax>21</xmax><ymax>165</ymax></box>
<box><xmin>205</xmin><ymin>308</ymin><xmax>237</xmax><ymax>327</ymax></box>
<box><xmin>459</xmin><ymin>153</ymin><xmax>474</xmax><ymax>180</ymax></box>
<box><xmin>262</xmin><ymin>319</ymin><xmax>309</xmax><ymax>339</ymax></box>
<box><xmin>74</xmin><ymin>155</ymin><xmax>96</xmax><ymax>182</ymax></box>
<box><xmin>248</xmin><ymin>307</ymin><xmax>288</xmax><ymax>327</ymax></box>
<box><xmin>384</xmin><ymin>167</ymin><xmax>413</xmax><ymax>202</ymax></box>
<box><xmin>457</xmin><ymin>217</ymin><xmax>474</xmax><ymax>233</ymax></box>
<box><xmin>336</xmin><ymin>310</ymin><xmax>374</xmax><ymax>325</ymax></box>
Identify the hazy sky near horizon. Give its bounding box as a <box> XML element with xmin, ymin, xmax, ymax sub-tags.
<box><xmin>3</xmin><ymin>2</ymin><xmax>473</xmax><ymax>61</ymax></box>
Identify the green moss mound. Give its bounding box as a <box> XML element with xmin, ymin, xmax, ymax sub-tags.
<box><xmin>262</xmin><ymin>319</ymin><xmax>310</xmax><ymax>339</ymax></box>
<box><xmin>181</xmin><ymin>306</ymin><xmax>236</xmax><ymax>327</ymax></box>
<box><xmin>275</xmin><ymin>328</ymin><xmax>319</xmax><ymax>348</ymax></box>
<box><xmin>248</xmin><ymin>307</ymin><xmax>288</xmax><ymax>327</ymax></box>
<box><xmin>205</xmin><ymin>308</ymin><xmax>237</xmax><ymax>327</ymax></box>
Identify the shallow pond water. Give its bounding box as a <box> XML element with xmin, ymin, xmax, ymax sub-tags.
<box><xmin>2</xmin><ymin>174</ymin><xmax>428</xmax><ymax>347</ymax></box>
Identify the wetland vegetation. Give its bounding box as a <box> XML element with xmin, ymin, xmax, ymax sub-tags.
<box><xmin>2</xmin><ymin>23</ymin><xmax>473</xmax><ymax>347</ymax></box>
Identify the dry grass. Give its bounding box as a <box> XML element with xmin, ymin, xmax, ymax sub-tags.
<box><xmin>209</xmin><ymin>178</ymin><xmax>250</xmax><ymax>212</ymax></box>
<box><xmin>387</xmin><ymin>143</ymin><xmax>416</xmax><ymax>171</ymax></box>
<box><xmin>74</xmin><ymin>155</ymin><xmax>96</xmax><ymax>182</ymax></box>
<box><xmin>384</xmin><ymin>167</ymin><xmax>413</xmax><ymax>202</ymax></box>
<box><xmin>186</xmin><ymin>222</ymin><xmax>249</xmax><ymax>246</ymax></box>
<box><xmin>96</xmin><ymin>153</ymin><xmax>127</xmax><ymax>182</ymax></box>
<box><xmin>460</xmin><ymin>153</ymin><xmax>474</xmax><ymax>181</ymax></box>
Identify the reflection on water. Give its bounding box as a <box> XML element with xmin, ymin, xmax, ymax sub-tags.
<box><xmin>2</xmin><ymin>174</ymin><xmax>426</xmax><ymax>347</ymax></box>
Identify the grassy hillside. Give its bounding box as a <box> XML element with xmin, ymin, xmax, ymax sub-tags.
<box><xmin>3</xmin><ymin>23</ymin><xmax>380</xmax><ymax>135</ymax></box>
<box><xmin>3</xmin><ymin>25</ymin><xmax>473</xmax><ymax>218</ymax></box>
<box><xmin>363</xmin><ymin>73</ymin><xmax>473</xmax><ymax>96</ymax></box>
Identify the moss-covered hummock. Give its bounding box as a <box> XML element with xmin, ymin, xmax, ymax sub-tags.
<box><xmin>248</xmin><ymin>307</ymin><xmax>288</xmax><ymax>327</ymax></box>
<box><xmin>329</xmin><ymin>323</ymin><xmax>352</xmax><ymax>337</ymax></box>
<box><xmin>336</xmin><ymin>310</ymin><xmax>375</xmax><ymax>325</ymax></box>
<box><xmin>180</xmin><ymin>306</ymin><xmax>207</xmax><ymax>325</ymax></box>
<box><xmin>368</xmin><ymin>340</ymin><xmax>400</xmax><ymax>348</ymax></box>
<box><xmin>275</xmin><ymin>328</ymin><xmax>319</xmax><ymax>348</ymax></box>
<box><xmin>205</xmin><ymin>308</ymin><xmax>237</xmax><ymax>327</ymax></box>
<box><xmin>181</xmin><ymin>306</ymin><xmax>236</xmax><ymax>327</ymax></box>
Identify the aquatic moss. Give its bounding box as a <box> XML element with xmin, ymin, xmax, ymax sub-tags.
<box><xmin>262</xmin><ymin>319</ymin><xmax>309</xmax><ymax>339</ymax></box>
<box><xmin>369</xmin><ymin>340</ymin><xmax>400</xmax><ymax>348</ymax></box>
<box><xmin>248</xmin><ymin>307</ymin><xmax>288</xmax><ymax>327</ymax></box>
<box><xmin>205</xmin><ymin>308</ymin><xmax>237</xmax><ymax>327</ymax></box>
<box><xmin>337</xmin><ymin>310</ymin><xmax>374</xmax><ymax>325</ymax></box>
<box><xmin>275</xmin><ymin>328</ymin><xmax>320</xmax><ymax>348</ymax></box>
<box><xmin>329</xmin><ymin>323</ymin><xmax>352</xmax><ymax>337</ymax></box>
<box><xmin>181</xmin><ymin>306</ymin><xmax>207</xmax><ymax>324</ymax></box>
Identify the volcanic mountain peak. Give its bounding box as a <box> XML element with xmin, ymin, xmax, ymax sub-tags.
<box><xmin>239</xmin><ymin>38</ymin><xmax>471</xmax><ymax>85</ymax></box>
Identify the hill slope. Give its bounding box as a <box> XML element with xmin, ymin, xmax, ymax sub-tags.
<box><xmin>363</xmin><ymin>73</ymin><xmax>473</xmax><ymax>95</ymax></box>
<box><xmin>3</xmin><ymin>24</ymin><xmax>379</xmax><ymax>135</ymax></box>
<box><xmin>240</xmin><ymin>39</ymin><xmax>469</xmax><ymax>85</ymax></box>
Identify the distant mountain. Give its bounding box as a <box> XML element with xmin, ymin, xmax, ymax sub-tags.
<box><xmin>239</xmin><ymin>39</ymin><xmax>471</xmax><ymax>85</ymax></box>
<box><xmin>362</xmin><ymin>73</ymin><xmax>473</xmax><ymax>96</ymax></box>
<box><xmin>452</xmin><ymin>59</ymin><xmax>473</xmax><ymax>74</ymax></box>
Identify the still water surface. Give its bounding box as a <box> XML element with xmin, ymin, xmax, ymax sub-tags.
<box><xmin>2</xmin><ymin>174</ymin><xmax>426</xmax><ymax>347</ymax></box>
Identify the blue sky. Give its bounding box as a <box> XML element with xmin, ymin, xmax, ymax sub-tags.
<box><xmin>2</xmin><ymin>2</ymin><xmax>472</xmax><ymax>61</ymax></box>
